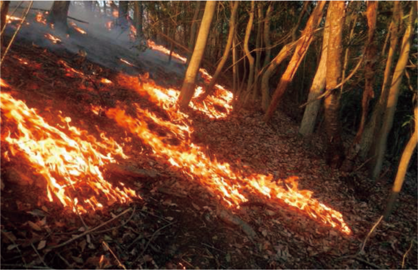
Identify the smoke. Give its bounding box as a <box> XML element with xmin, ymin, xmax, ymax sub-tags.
<box><xmin>6</xmin><ymin>1</ymin><xmax>186</xmax><ymax>81</ymax></box>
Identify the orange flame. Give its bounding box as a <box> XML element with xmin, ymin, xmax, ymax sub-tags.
<box><xmin>36</xmin><ymin>12</ymin><xmax>46</xmax><ymax>25</ymax></box>
<box><xmin>147</xmin><ymin>40</ymin><xmax>187</xmax><ymax>63</ymax></box>
<box><xmin>106</xmin><ymin>73</ymin><xmax>351</xmax><ymax>235</ymax></box>
<box><xmin>44</xmin><ymin>33</ymin><xmax>62</xmax><ymax>44</ymax></box>
<box><xmin>120</xmin><ymin>58</ymin><xmax>135</xmax><ymax>67</ymax></box>
<box><xmin>6</xmin><ymin>15</ymin><xmax>22</xmax><ymax>24</ymax></box>
<box><xmin>69</xmin><ymin>21</ymin><xmax>87</xmax><ymax>35</ymax></box>
<box><xmin>1</xmin><ymin>88</ymin><xmax>138</xmax><ymax>213</ymax></box>
<box><xmin>106</xmin><ymin>21</ymin><xmax>113</xmax><ymax>31</ymax></box>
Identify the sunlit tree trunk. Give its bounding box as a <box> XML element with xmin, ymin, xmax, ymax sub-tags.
<box><xmin>361</xmin><ymin>1</ymin><xmax>401</xmax><ymax>158</ymax></box>
<box><xmin>199</xmin><ymin>1</ymin><xmax>239</xmax><ymax>100</ymax></box>
<box><xmin>187</xmin><ymin>1</ymin><xmax>202</xmax><ymax>66</ymax></box>
<box><xmin>291</xmin><ymin>1</ymin><xmax>309</xmax><ymax>42</ymax></box>
<box><xmin>384</xmin><ymin>99</ymin><xmax>417</xmax><ymax>219</ymax></box>
<box><xmin>178</xmin><ymin>1</ymin><xmax>217</xmax><ymax>109</ymax></box>
<box><xmin>48</xmin><ymin>1</ymin><xmax>71</xmax><ymax>31</ymax></box>
<box><xmin>232</xmin><ymin>35</ymin><xmax>238</xmax><ymax>93</ymax></box>
<box><xmin>262</xmin><ymin>2</ymin><xmax>273</xmax><ymax>69</ymax></box>
<box><xmin>264</xmin><ymin>1</ymin><xmax>326</xmax><ymax>122</ymax></box>
<box><xmin>0</xmin><ymin>1</ymin><xmax>10</xmax><ymax>45</ymax></box>
<box><xmin>134</xmin><ymin>1</ymin><xmax>143</xmax><ymax>38</ymax></box>
<box><xmin>243</xmin><ymin>1</ymin><xmax>255</xmax><ymax>96</ymax></box>
<box><xmin>371</xmin><ymin>3</ymin><xmax>417</xmax><ymax>180</ymax></box>
<box><xmin>323</xmin><ymin>1</ymin><xmax>346</xmax><ymax>168</ymax></box>
<box><xmin>252</xmin><ymin>3</ymin><xmax>263</xmax><ymax>101</ymax></box>
<box><xmin>299</xmin><ymin>17</ymin><xmax>331</xmax><ymax>137</ymax></box>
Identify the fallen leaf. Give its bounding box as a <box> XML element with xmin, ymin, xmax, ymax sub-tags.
<box><xmin>28</xmin><ymin>221</ymin><xmax>42</xmax><ymax>231</ymax></box>
<box><xmin>37</xmin><ymin>240</ymin><xmax>46</xmax><ymax>250</ymax></box>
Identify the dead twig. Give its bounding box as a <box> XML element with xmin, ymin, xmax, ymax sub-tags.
<box><xmin>30</xmin><ymin>242</ymin><xmax>49</xmax><ymax>269</ymax></box>
<box><xmin>92</xmin><ymin>205</ymin><xmax>136</xmax><ymax>235</ymax></box>
<box><xmin>360</xmin><ymin>215</ymin><xmax>384</xmax><ymax>254</ymax></box>
<box><xmin>401</xmin><ymin>239</ymin><xmax>415</xmax><ymax>268</ymax></box>
<box><xmin>0</xmin><ymin>264</ymin><xmax>49</xmax><ymax>269</ymax></box>
<box><xmin>2</xmin><ymin>230</ymin><xmax>28</xmax><ymax>268</ymax></box>
<box><xmin>134</xmin><ymin>222</ymin><xmax>174</xmax><ymax>264</ymax></box>
<box><xmin>50</xmin><ymin>207</ymin><xmax>132</xmax><ymax>249</ymax></box>
<box><xmin>102</xmin><ymin>241</ymin><xmax>126</xmax><ymax>270</ymax></box>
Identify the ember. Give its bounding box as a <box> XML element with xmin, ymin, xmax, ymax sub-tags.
<box><xmin>6</xmin><ymin>15</ymin><xmax>22</xmax><ymax>23</ymax></box>
<box><xmin>1</xmin><ymin>86</ymin><xmax>138</xmax><ymax>213</ymax></box>
<box><xmin>69</xmin><ymin>21</ymin><xmax>87</xmax><ymax>35</ymax></box>
<box><xmin>44</xmin><ymin>33</ymin><xmax>62</xmax><ymax>44</ymax></box>
<box><xmin>147</xmin><ymin>40</ymin><xmax>187</xmax><ymax>63</ymax></box>
<box><xmin>120</xmin><ymin>58</ymin><xmax>135</xmax><ymax>66</ymax></box>
<box><xmin>36</xmin><ymin>12</ymin><xmax>47</xmax><ymax>25</ymax></box>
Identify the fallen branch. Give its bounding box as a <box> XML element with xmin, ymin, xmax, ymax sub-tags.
<box><xmin>360</xmin><ymin>215</ymin><xmax>384</xmax><ymax>254</ymax></box>
<box><xmin>50</xmin><ymin>207</ymin><xmax>132</xmax><ymax>249</ymax></box>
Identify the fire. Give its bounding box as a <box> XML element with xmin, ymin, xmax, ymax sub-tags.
<box><xmin>1</xmin><ymin>87</ymin><xmax>138</xmax><ymax>213</ymax></box>
<box><xmin>36</xmin><ymin>12</ymin><xmax>47</xmax><ymax>25</ymax></box>
<box><xmin>106</xmin><ymin>74</ymin><xmax>351</xmax><ymax>235</ymax></box>
<box><xmin>6</xmin><ymin>15</ymin><xmax>22</xmax><ymax>24</ymax></box>
<box><xmin>44</xmin><ymin>33</ymin><xmax>62</xmax><ymax>44</ymax></box>
<box><xmin>69</xmin><ymin>21</ymin><xmax>87</xmax><ymax>35</ymax></box>
<box><xmin>106</xmin><ymin>21</ymin><xmax>113</xmax><ymax>31</ymax></box>
<box><xmin>112</xmin><ymin>10</ymin><xmax>119</xmax><ymax>18</ymax></box>
<box><xmin>120</xmin><ymin>58</ymin><xmax>135</xmax><ymax>67</ymax></box>
<box><xmin>100</xmin><ymin>78</ymin><xmax>113</xmax><ymax>84</ymax></box>
<box><xmin>147</xmin><ymin>40</ymin><xmax>187</xmax><ymax>63</ymax></box>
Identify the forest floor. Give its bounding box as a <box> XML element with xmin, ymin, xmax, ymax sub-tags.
<box><xmin>1</xmin><ymin>16</ymin><xmax>417</xmax><ymax>270</ymax></box>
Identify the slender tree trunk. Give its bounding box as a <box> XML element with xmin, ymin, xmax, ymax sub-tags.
<box><xmin>323</xmin><ymin>1</ymin><xmax>346</xmax><ymax>168</ymax></box>
<box><xmin>0</xmin><ymin>1</ymin><xmax>10</xmax><ymax>46</ymax></box>
<box><xmin>243</xmin><ymin>1</ymin><xmax>255</xmax><ymax>95</ymax></box>
<box><xmin>48</xmin><ymin>1</ymin><xmax>71</xmax><ymax>31</ymax></box>
<box><xmin>262</xmin><ymin>2</ymin><xmax>273</xmax><ymax>69</ymax></box>
<box><xmin>178</xmin><ymin>1</ymin><xmax>217</xmax><ymax>109</ymax></box>
<box><xmin>384</xmin><ymin>99</ymin><xmax>417</xmax><ymax>219</ymax></box>
<box><xmin>299</xmin><ymin>16</ymin><xmax>331</xmax><ymax>137</ymax></box>
<box><xmin>264</xmin><ymin>1</ymin><xmax>326</xmax><ymax>121</ymax></box>
<box><xmin>361</xmin><ymin>1</ymin><xmax>401</xmax><ymax>158</ymax></box>
<box><xmin>292</xmin><ymin>1</ymin><xmax>310</xmax><ymax>42</ymax></box>
<box><xmin>232</xmin><ymin>35</ymin><xmax>238</xmax><ymax>93</ymax></box>
<box><xmin>200</xmin><ymin>1</ymin><xmax>239</xmax><ymax>100</ymax></box>
<box><xmin>118</xmin><ymin>1</ymin><xmax>129</xmax><ymax>28</ymax></box>
<box><xmin>134</xmin><ymin>1</ymin><xmax>143</xmax><ymax>38</ymax></box>
<box><xmin>252</xmin><ymin>3</ymin><xmax>263</xmax><ymax>101</ymax></box>
<box><xmin>187</xmin><ymin>1</ymin><xmax>202</xmax><ymax>66</ymax></box>
<box><xmin>371</xmin><ymin>3</ymin><xmax>417</xmax><ymax>180</ymax></box>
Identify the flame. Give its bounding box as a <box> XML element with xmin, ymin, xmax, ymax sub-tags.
<box><xmin>44</xmin><ymin>33</ymin><xmax>61</xmax><ymax>44</ymax></box>
<box><xmin>106</xmin><ymin>73</ymin><xmax>351</xmax><ymax>235</ymax></box>
<box><xmin>100</xmin><ymin>78</ymin><xmax>113</xmax><ymax>84</ymax></box>
<box><xmin>112</xmin><ymin>10</ymin><xmax>119</xmax><ymax>18</ymax></box>
<box><xmin>36</xmin><ymin>12</ymin><xmax>47</xmax><ymax>25</ymax></box>
<box><xmin>147</xmin><ymin>40</ymin><xmax>187</xmax><ymax>63</ymax></box>
<box><xmin>69</xmin><ymin>22</ymin><xmax>87</xmax><ymax>35</ymax></box>
<box><xmin>58</xmin><ymin>60</ymin><xmax>85</xmax><ymax>77</ymax></box>
<box><xmin>6</xmin><ymin>15</ymin><xmax>22</xmax><ymax>24</ymax></box>
<box><xmin>120</xmin><ymin>58</ymin><xmax>135</xmax><ymax>67</ymax></box>
<box><xmin>106</xmin><ymin>21</ymin><xmax>113</xmax><ymax>31</ymax></box>
<box><xmin>1</xmin><ymin>87</ymin><xmax>138</xmax><ymax>213</ymax></box>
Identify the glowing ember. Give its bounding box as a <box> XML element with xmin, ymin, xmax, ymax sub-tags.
<box><xmin>36</xmin><ymin>12</ymin><xmax>47</xmax><ymax>25</ymax></box>
<box><xmin>6</xmin><ymin>15</ymin><xmax>22</xmax><ymax>23</ymax></box>
<box><xmin>44</xmin><ymin>33</ymin><xmax>62</xmax><ymax>44</ymax></box>
<box><xmin>100</xmin><ymin>78</ymin><xmax>113</xmax><ymax>84</ymax></box>
<box><xmin>69</xmin><ymin>21</ymin><xmax>87</xmax><ymax>35</ymax></box>
<box><xmin>106</xmin><ymin>73</ymin><xmax>351</xmax><ymax>235</ymax></box>
<box><xmin>59</xmin><ymin>60</ymin><xmax>85</xmax><ymax>77</ymax></box>
<box><xmin>147</xmin><ymin>40</ymin><xmax>187</xmax><ymax>63</ymax></box>
<box><xmin>120</xmin><ymin>58</ymin><xmax>135</xmax><ymax>67</ymax></box>
<box><xmin>106</xmin><ymin>21</ymin><xmax>113</xmax><ymax>31</ymax></box>
<box><xmin>112</xmin><ymin>10</ymin><xmax>119</xmax><ymax>18</ymax></box>
<box><xmin>1</xmin><ymin>88</ymin><xmax>138</xmax><ymax>213</ymax></box>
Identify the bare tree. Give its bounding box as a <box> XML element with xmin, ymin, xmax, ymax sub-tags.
<box><xmin>48</xmin><ymin>1</ymin><xmax>71</xmax><ymax>31</ymax></box>
<box><xmin>177</xmin><ymin>1</ymin><xmax>217</xmax><ymax>109</ymax></box>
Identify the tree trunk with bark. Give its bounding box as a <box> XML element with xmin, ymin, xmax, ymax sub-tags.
<box><xmin>134</xmin><ymin>1</ymin><xmax>143</xmax><ymax>38</ymax></box>
<box><xmin>178</xmin><ymin>1</ymin><xmax>217</xmax><ymax>109</ymax></box>
<box><xmin>199</xmin><ymin>1</ymin><xmax>239</xmax><ymax>100</ymax></box>
<box><xmin>118</xmin><ymin>1</ymin><xmax>129</xmax><ymax>28</ymax></box>
<box><xmin>299</xmin><ymin>16</ymin><xmax>331</xmax><ymax>137</ymax></box>
<box><xmin>384</xmin><ymin>98</ymin><xmax>417</xmax><ymax>219</ymax></box>
<box><xmin>323</xmin><ymin>1</ymin><xmax>346</xmax><ymax>168</ymax></box>
<box><xmin>48</xmin><ymin>1</ymin><xmax>71</xmax><ymax>31</ymax></box>
<box><xmin>371</xmin><ymin>3</ymin><xmax>417</xmax><ymax>180</ymax></box>
<box><xmin>264</xmin><ymin>1</ymin><xmax>326</xmax><ymax>121</ymax></box>
<box><xmin>262</xmin><ymin>3</ymin><xmax>273</xmax><ymax>69</ymax></box>
<box><xmin>361</xmin><ymin>1</ymin><xmax>401</xmax><ymax>158</ymax></box>
<box><xmin>243</xmin><ymin>1</ymin><xmax>255</xmax><ymax>96</ymax></box>
<box><xmin>0</xmin><ymin>1</ymin><xmax>10</xmax><ymax>46</ymax></box>
<box><xmin>187</xmin><ymin>1</ymin><xmax>202</xmax><ymax>66</ymax></box>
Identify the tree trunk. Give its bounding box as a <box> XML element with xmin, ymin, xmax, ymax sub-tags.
<box><xmin>384</xmin><ymin>99</ymin><xmax>417</xmax><ymax>219</ymax></box>
<box><xmin>232</xmin><ymin>35</ymin><xmax>238</xmax><ymax>93</ymax></box>
<box><xmin>118</xmin><ymin>1</ymin><xmax>129</xmax><ymax>28</ymax></box>
<box><xmin>134</xmin><ymin>1</ymin><xmax>143</xmax><ymax>38</ymax></box>
<box><xmin>187</xmin><ymin>1</ymin><xmax>202</xmax><ymax>66</ymax></box>
<box><xmin>243</xmin><ymin>1</ymin><xmax>255</xmax><ymax>95</ymax></box>
<box><xmin>354</xmin><ymin>2</ymin><xmax>378</xmax><ymax>144</ymax></box>
<box><xmin>299</xmin><ymin>16</ymin><xmax>331</xmax><ymax>137</ymax></box>
<box><xmin>262</xmin><ymin>2</ymin><xmax>273</xmax><ymax>69</ymax></box>
<box><xmin>199</xmin><ymin>1</ymin><xmax>239</xmax><ymax>100</ymax></box>
<box><xmin>264</xmin><ymin>1</ymin><xmax>326</xmax><ymax>121</ymax></box>
<box><xmin>48</xmin><ymin>1</ymin><xmax>71</xmax><ymax>31</ymax></box>
<box><xmin>323</xmin><ymin>1</ymin><xmax>346</xmax><ymax>168</ymax></box>
<box><xmin>291</xmin><ymin>1</ymin><xmax>310</xmax><ymax>42</ymax></box>
<box><xmin>0</xmin><ymin>1</ymin><xmax>10</xmax><ymax>46</ymax></box>
<box><xmin>252</xmin><ymin>3</ymin><xmax>263</xmax><ymax>101</ymax></box>
<box><xmin>178</xmin><ymin>1</ymin><xmax>217</xmax><ymax>109</ymax></box>
<box><xmin>371</xmin><ymin>3</ymin><xmax>417</xmax><ymax>180</ymax></box>
<box><xmin>361</xmin><ymin>1</ymin><xmax>401</xmax><ymax>158</ymax></box>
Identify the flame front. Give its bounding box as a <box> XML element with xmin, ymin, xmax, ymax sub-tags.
<box><xmin>106</xmin><ymin>74</ymin><xmax>351</xmax><ymax>235</ymax></box>
<box><xmin>1</xmin><ymin>84</ymin><xmax>137</xmax><ymax>213</ymax></box>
